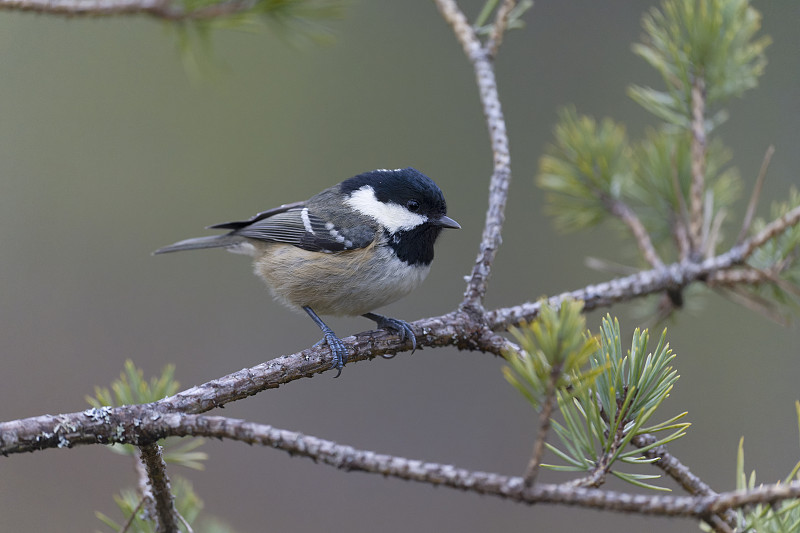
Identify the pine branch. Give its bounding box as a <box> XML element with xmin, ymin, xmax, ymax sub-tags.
<box><xmin>4</xmin><ymin>411</ymin><xmax>800</xmax><ymax>522</ymax></box>
<box><xmin>434</xmin><ymin>0</ymin><xmax>512</xmax><ymax>314</ymax></box>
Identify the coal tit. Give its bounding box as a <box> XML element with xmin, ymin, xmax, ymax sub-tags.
<box><xmin>154</xmin><ymin>168</ymin><xmax>460</xmax><ymax>377</ymax></box>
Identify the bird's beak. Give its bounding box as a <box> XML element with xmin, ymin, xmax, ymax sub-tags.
<box><xmin>435</xmin><ymin>215</ymin><xmax>461</xmax><ymax>229</ymax></box>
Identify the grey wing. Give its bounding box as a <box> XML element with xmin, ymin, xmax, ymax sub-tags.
<box><xmin>208</xmin><ymin>201</ymin><xmax>306</xmax><ymax>231</ymax></box>
<box><xmin>223</xmin><ymin>207</ymin><xmax>374</xmax><ymax>253</ymax></box>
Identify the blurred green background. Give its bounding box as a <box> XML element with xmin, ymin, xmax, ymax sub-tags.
<box><xmin>1</xmin><ymin>1</ymin><xmax>798</xmax><ymax>531</ymax></box>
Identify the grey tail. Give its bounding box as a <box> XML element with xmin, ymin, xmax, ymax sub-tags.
<box><xmin>152</xmin><ymin>235</ymin><xmax>244</xmax><ymax>255</ymax></box>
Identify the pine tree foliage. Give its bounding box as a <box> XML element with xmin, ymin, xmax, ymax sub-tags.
<box><xmin>543</xmin><ymin>316</ymin><xmax>689</xmax><ymax>490</ymax></box>
<box><xmin>629</xmin><ymin>0</ymin><xmax>770</xmax><ymax>126</ymax></box>
<box><xmin>505</xmin><ymin>306</ymin><xmax>689</xmax><ymax>491</ymax></box>
<box><xmin>537</xmin><ymin>0</ymin><xmax>769</xmax><ymax>246</ymax></box>
<box><xmin>536</xmin><ymin>0</ymin><xmax>800</xmax><ymax>321</ymax></box>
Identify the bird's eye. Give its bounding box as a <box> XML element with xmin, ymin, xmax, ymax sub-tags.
<box><xmin>406</xmin><ymin>200</ymin><xmax>420</xmax><ymax>212</ymax></box>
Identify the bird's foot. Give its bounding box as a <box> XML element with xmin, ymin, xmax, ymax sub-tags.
<box><xmin>313</xmin><ymin>331</ymin><xmax>349</xmax><ymax>378</ymax></box>
<box><xmin>304</xmin><ymin>306</ymin><xmax>349</xmax><ymax>377</ymax></box>
<box><xmin>362</xmin><ymin>312</ymin><xmax>417</xmax><ymax>358</ymax></box>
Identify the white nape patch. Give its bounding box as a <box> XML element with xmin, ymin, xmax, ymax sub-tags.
<box><xmin>344</xmin><ymin>185</ymin><xmax>427</xmax><ymax>233</ymax></box>
<box><xmin>300</xmin><ymin>207</ymin><xmax>314</xmax><ymax>234</ymax></box>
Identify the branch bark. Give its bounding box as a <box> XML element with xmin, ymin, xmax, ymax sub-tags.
<box><xmin>139</xmin><ymin>443</ymin><xmax>180</xmax><ymax>533</ymax></box>
<box><xmin>5</xmin><ymin>411</ymin><xmax>799</xmax><ymax>522</ymax></box>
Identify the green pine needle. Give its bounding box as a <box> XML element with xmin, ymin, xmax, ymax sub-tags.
<box><xmin>612</xmin><ymin>471</ymin><xmax>671</xmax><ymax>491</ymax></box>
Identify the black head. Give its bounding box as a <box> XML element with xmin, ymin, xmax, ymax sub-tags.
<box><xmin>340</xmin><ymin>168</ymin><xmax>457</xmax><ymax>228</ymax></box>
<box><xmin>341</xmin><ymin>168</ymin><xmax>459</xmax><ymax>265</ymax></box>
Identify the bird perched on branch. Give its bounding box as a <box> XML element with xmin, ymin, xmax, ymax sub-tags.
<box><xmin>155</xmin><ymin>167</ymin><xmax>460</xmax><ymax>377</ymax></box>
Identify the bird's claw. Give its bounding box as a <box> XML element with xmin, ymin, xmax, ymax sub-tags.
<box><xmin>363</xmin><ymin>313</ymin><xmax>417</xmax><ymax>358</ymax></box>
<box><xmin>305</xmin><ymin>306</ymin><xmax>349</xmax><ymax>377</ymax></box>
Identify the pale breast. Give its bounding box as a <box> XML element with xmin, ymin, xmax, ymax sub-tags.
<box><xmin>252</xmin><ymin>241</ymin><xmax>431</xmax><ymax>316</ymax></box>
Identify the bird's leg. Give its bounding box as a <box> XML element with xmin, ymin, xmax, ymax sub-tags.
<box><xmin>362</xmin><ymin>312</ymin><xmax>417</xmax><ymax>358</ymax></box>
<box><xmin>303</xmin><ymin>306</ymin><xmax>348</xmax><ymax>378</ymax></box>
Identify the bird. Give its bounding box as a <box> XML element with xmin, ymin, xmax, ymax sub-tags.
<box><xmin>154</xmin><ymin>167</ymin><xmax>460</xmax><ymax>377</ymax></box>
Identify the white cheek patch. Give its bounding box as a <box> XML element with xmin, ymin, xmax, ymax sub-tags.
<box><xmin>345</xmin><ymin>186</ymin><xmax>427</xmax><ymax>233</ymax></box>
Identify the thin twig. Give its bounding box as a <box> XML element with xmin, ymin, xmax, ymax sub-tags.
<box><xmin>523</xmin><ymin>367</ymin><xmax>558</xmax><ymax>486</ymax></box>
<box><xmin>485</xmin><ymin>0</ymin><xmax>517</xmax><ymax>58</ymax></box>
<box><xmin>138</xmin><ymin>443</ymin><xmax>179</xmax><ymax>533</ymax></box>
<box><xmin>689</xmin><ymin>76</ymin><xmax>707</xmax><ymax>256</ymax></box>
<box><xmin>737</xmin><ymin>145</ymin><xmax>775</xmax><ymax>244</ymax></box>
<box><xmin>435</xmin><ymin>0</ymin><xmax>512</xmax><ymax>314</ymax></box>
<box><xmin>606</xmin><ymin>197</ymin><xmax>664</xmax><ymax>269</ymax></box>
